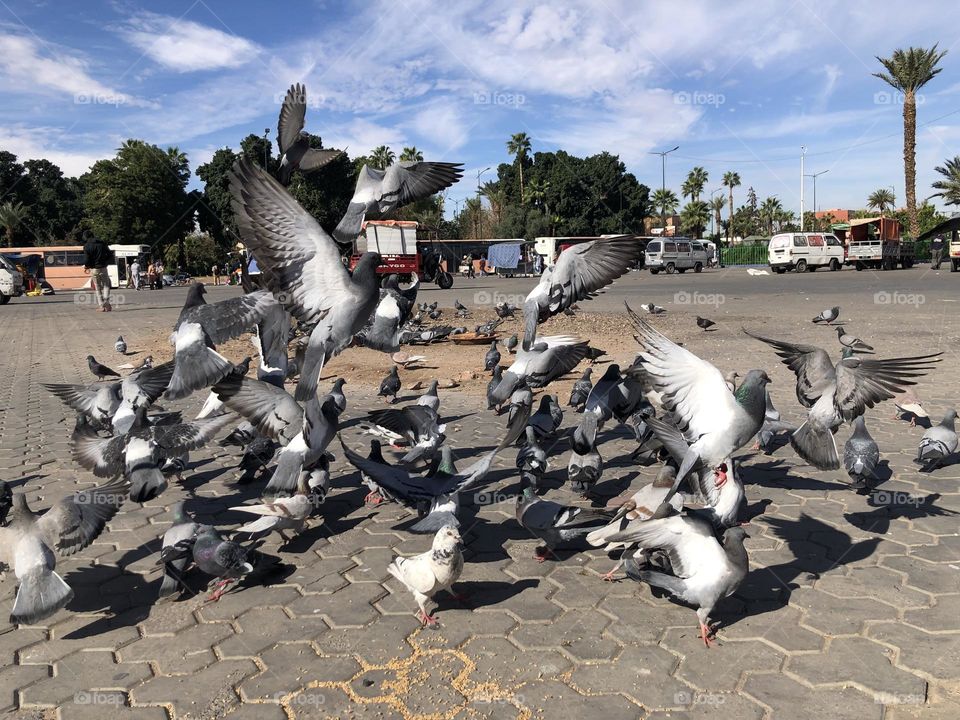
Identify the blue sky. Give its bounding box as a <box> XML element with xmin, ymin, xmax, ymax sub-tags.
<box><xmin>2</xmin><ymin>0</ymin><xmax>959</xmax><ymax>218</ymax></box>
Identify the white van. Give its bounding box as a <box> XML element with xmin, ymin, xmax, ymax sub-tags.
<box><xmin>645</xmin><ymin>238</ymin><xmax>709</xmax><ymax>274</ymax></box>
<box><xmin>0</xmin><ymin>254</ymin><xmax>24</xmax><ymax>304</ymax></box>
<box><xmin>768</xmin><ymin>232</ymin><xmax>844</xmax><ymax>273</ymax></box>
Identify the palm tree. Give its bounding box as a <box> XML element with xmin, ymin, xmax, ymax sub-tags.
<box><xmin>722</xmin><ymin>171</ymin><xmax>741</xmax><ymax>242</ymax></box>
<box><xmin>506</xmin><ymin>132</ymin><xmax>532</xmax><ymax>203</ymax></box>
<box><xmin>480</xmin><ymin>181</ymin><xmax>507</xmax><ymax>226</ymax></box>
<box><xmin>931</xmin><ymin>156</ymin><xmax>960</xmax><ymax>206</ymax></box>
<box><xmin>464</xmin><ymin>196</ymin><xmax>483</xmax><ymax>239</ymax></box>
<box><xmin>370</xmin><ymin>145</ymin><xmax>395</xmax><ymax>169</ymax></box>
<box><xmin>399</xmin><ymin>146</ymin><xmax>423</xmax><ymax>162</ymax></box>
<box><xmin>651</xmin><ymin>188</ymin><xmax>679</xmax><ymax>224</ymax></box>
<box><xmin>683</xmin><ymin>167</ymin><xmax>709</xmax><ymax>202</ymax></box>
<box><xmin>867</xmin><ymin>188</ymin><xmax>896</xmax><ymax>215</ymax></box>
<box><xmin>0</xmin><ymin>201</ymin><xmax>30</xmax><ymax>247</ymax></box>
<box><xmin>680</xmin><ymin>200</ymin><xmax>710</xmax><ymax>239</ymax></box>
<box><xmin>709</xmin><ymin>196</ymin><xmax>725</xmax><ymax>238</ymax></box>
<box><xmin>759</xmin><ymin>196</ymin><xmax>783</xmax><ymax>235</ymax></box>
<box><xmin>874</xmin><ymin>44</ymin><xmax>948</xmax><ymax>237</ymax></box>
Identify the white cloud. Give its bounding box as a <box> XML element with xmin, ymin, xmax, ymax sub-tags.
<box><xmin>321</xmin><ymin>119</ymin><xmax>408</xmax><ymax>157</ymax></box>
<box><xmin>408</xmin><ymin>101</ymin><xmax>470</xmax><ymax>154</ymax></box>
<box><xmin>118</xmin><ymin>13</ymin><xmax>260</xmax><ymax>73</ymax></box>
<box><xmin>0</xmin><ymin>126</ymin><xmax>110</xmax><ymax>177</ymax></box>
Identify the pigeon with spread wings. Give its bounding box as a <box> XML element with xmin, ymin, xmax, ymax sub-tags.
<box><xmin>276</xmin><ymin>83</ymin><xmax>341</xmax><ymax>185</ymax></box>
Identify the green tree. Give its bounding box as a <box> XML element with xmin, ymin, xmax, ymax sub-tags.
<box><xmin>163</xmin><ymin>232</ymin><xmax>219</xmax><ymax>275</ymax></box>
<box><xmin>722</xmin><ymin>171</ymin><xmax>741</xmax><ymax>241</ymax></box>
<box><xmin>240</xmin><ymin>133</ymin><xmax>274</xmax><ymax>173</ymax></box>
<box><xmin>651</xmin><ymin>188</ymin><xmax>679</xmax><ymax>222</ymax></box>
<box><xmin>22</xmin><ymin>159</ymin><xmax>83</xmax><ymax>244</ymax></box>
<box><xmin>680</xmin><ymin>200</ymin><xmax>710</xmax><ymax>238</ymax></box>
<box><xmin>682</xmin><ymin>166</ymin><xmax>709</xmax><ymax>202</ymax></box>
<box><xmin>399</xmin><ymin>146</ymin><xmax>423</xmax><ymax>162</ymax></box>
<box><xmin>370</xmin><ymin>145</ymin><xmax>395</xmax><ymax>170</ymax></box>
<box><xmin>506</xmin><ymin>132</ymin><xmax>532</xmax><ymax>203</ymax></box>
<box><xmin>931</xmin><ymin>156</ymin><xmax>960</xmax><ymax>206</ymax></box>
<box><xmin>867</xmin><ymin>188</ymin><xmax>896</xmax><ymax>215</ymax></box>
<box><xmin>196</xmin><ymin>147</ymin><xmax>242</xmax><ymax>254</ymax></box>
<box><xmin>0</xmin><ymin>200</ymin><xmax>30</xmax><ymax>247</ymax></box>
<box><xmin>874</xmin><ymin>44</ymin><xmax>948</xmax><ymax>238</ymax></box>
<box><xmin>480</xmin><ymin>180</ymin><xmax>507</xmax><ymax>226</ymax></box>
<box><xmin>709</xmin><ymin>195</ymin><xmax>725</xmax><ymax>238</ymax></box>
<box><xmin>759</xmin><ymin>196</ymin><xmax>783</xmax><ymax>235</ymax></box>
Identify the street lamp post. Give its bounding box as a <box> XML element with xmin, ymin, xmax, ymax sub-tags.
<box><xmin>648</xmin><ymin>145</ymin><xmax>679</xmax><ymax>229</ymax></box>
<box><xmin>263</xmin><ymin>128</ymin><xmax>270</xmax><ymax>169</ymax></box>
<box><xmin>800</xmin><ymin>146</ymin><xmax>806</xmax><ymax>232</ymax></box>
<box><xmin>709</xmin><ymin>187</ymin><xmax>723</xmax><ymax>237</ymax></box>
<box><xmin>804</xmin><ymin>169</ymin><xmax>829</xmax><ymax>221</ymax></box>
<box><xmin>475</xmin><ymin>167</ymin><xmax>491</xmax><ymax>239</ymax></box>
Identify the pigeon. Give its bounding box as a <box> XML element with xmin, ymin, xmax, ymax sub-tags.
<box><xmin>158</xmin><ymin>502</ymin><xmax>203</xmax><ymax>599</ymax></box>
<box><xmin>43</xmin><ymin>381</ymin><xmax>121</xmax><ymax>430</ymax></box>
<box><xmin>0</xmin><ymin>481</ymin><xmax>12</xmax><ymax>526</ymax></box>
<box><xmin>115</xmin><ymin>336</ymin><xmax>127</xmax><ymax>354</ymax></box>
<box><xmin>428</xmin><ymin>309</ymin><xmax>442</xmax><ymax>321</ymax></box>
<box><xmin>744</xmin><ymin>329</ymin><xmax>941</xmax><ymax>470</ymax></box>
<box><xmin>619</xmin><ymin>515</ymin><xmax>750</xmax><ymax>647</ymax></box>
<box><xmin>568</xmin><ymin>367</ymin><xmax>593</xmax><ymax>411</ymax></box>
<box><xmin>358</xmin><ymin>440</ymin><xmax>394</xmax><ymax>504</ymax></box>
<box><xmin>585</xmin><ymin>346</ymin><xmax>607</xmax><ymax>364</ymax></box>
<box><xmin>494</xmin><ymin>302</ymin><xmax>517</xmax><ymax>319</ymax></box>
<box><xmin>755</xmin><ymin>389</ymin><xmax>796</xmax><ymax>453</ymax></box>
<box><xmin>356</xmin><ymin>283</ymin><xmax>408</xmax><ymax>353</ymax></box>
<box><xmin>379</xmin><ymin>366</ymin><xmax>401</xmax><ymax>403</ymax></box>
<box><xmin>527</xmin><ymin>394</ymin><xmax>562</xmax><ymax>443</ymax></box>
<box><xmin>476</xmin><ymin>318</ymin><xmax>503</xmax><ymax>336</ymax></box>
<box><xmin>627</xmin><ymin>304</ymin><xmax>769</xmax><ymax>497</ymax></box>
<box><xmin>268</xmin><ymin>396</ymin><xmax>340</xmax><ymax>495</ymax></box>
<box><xmin>577</xmin><ymin>363</ymin><xmax>648</xmax><ymax>443</ymax></box>
<box><xmin>332</xmin><ymin>161</ymin><xmax>464</xmax><ymax>245</ymax></box>
<box><xmin>515</xmin><ymin>487</ymin><xmax>613</xmax><ymax>562</ymax></box>
<box><xmin>516</xmin><ymin>426</ymin><xmax>548</xmax><ymax>491</ymax></box>
<box><xmin>915</xmin><ymin>410</ymin><xmax>958</xmax><ymax>472</ymax></box>
<box><xmin>844</xmin><ymin>416</ymin><xmax>880</xmax><ymax>488</ymax></box>
<box><xmin>0</xmin><ymin>477</ymin><xmax>129</xmax><ymax>624</ymax></box>
<box><xmin>503</xmin><ymin>382</ymin><xmax>534</xmax><ymax>448</ymax></box>
<box><xmin>836</xmin><ymin>327</ymin><xmax>873</xmax><ymax>352</ymax></box>
<box><xmin>366</xmin><ymin>405</ymin><xmax>446</xmax><ymax>466</ymax></box>
<box><xmin>487</xmin><ymin>365</ymin><xmax>505</xmax><ymax>412</ymax></box>
<box><xmin>112</xmin><ymin>360</ymin><xmax>177</xmax><ymax>434</ymax></box>
<box><xmin>236</xmin><ymin>435</ymin><xmax>278</xmax><ymax>485</ymax></box>
<box><xmin>160</xmin><ymin>453</ymin><xmax>189</xmax><ymax>482</ymax></box>
<box><xmin>252</xmin><ymin>301</ymin><xmax>291</xmax><ymax>388</ymax></box>
<box><xmin>491</xmin><ymin>336</ymin><xmax>590</xmax><ymax>405</ymax></box>
<box><xmin>165</xmin><ymin>283</ymin><xmax>278</xmax><ymax>400</ymax></box>
<box><xmin>696</xmin><ymin>316</ymin><xmax>716</xmax><ymax>331</ymax></box>
<box><xmin>505</xmin><ymin>334</ymin><xmax>518</xmax><ymax>354</ymax></box>
<box><xmin>567</xmin><ymin>444</ymin><xmax>602</xmax><ymax>496</ymax></box>
<box><xmin>276</xmin><ymin>83</ymin><xmax>341</xmax><ymax>185</ymax></box>
<box><xmin>484</xmin><ymin>341</ymin><xmax>501</xmax><ymax>372</ymax></box>
<box><xmin>392</xmin><ymin>351</ymin><xmax>426</xmax><ymax>368</ymax></box>
<box><xmin>812</xmin><ymin>306</ymin><xmax>840</xmax><ymax>324</ymax></box>
<box><xmin>386</xmin><ymin>525</ymin><xmax>464</xmax><ymax>625</ymax></box>
<box><xmin>230</xmin><ymin>158</ymin><xmax>383</xmax><ymax>401</ymax></box>
<box><xmin>231</xmin><ymin>472</ymin><xmax>315</xmax><ymax>541</ymax></box>
<box><xmin>641</xmin><ymin>303</ymin><xmax>665</xmax><ymax>315</ymax></box>
<box><xmin>87</xmin><ymin>355</ymin><xmax>120</xmax><ymax>381</ymax></box>
<box><xmin>417</xmin><ymin>380</ymin><xmax>440</xmax><ymax>414</ymax></box>
<box><xmin>894</xmin><ymin>388</ymin><xmax>928</xmax><ymax>426</ymax></box>
<box><xmin>522</xmin><ymin>236</ymin><xmax>640</xmax><ymax>350</ymax></box>
<box><xmin>724</xmin><ymin>371</ymin><xmax>740</xmax><ymax>393</ymax></box>
<box><xmin>454</xmin><ymin>299</ymin><xmax>470</xmax><ymax>317</ymax></box>
<box><xmin>191</xmin><ymin>526</ymin><xmax>258</xmax><ymax>601</ymax></box>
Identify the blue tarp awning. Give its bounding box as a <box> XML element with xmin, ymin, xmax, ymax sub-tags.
<box><xmin>486</xmin><ymin>243</ymin><xmax>522</xmax><ymax>269</ymax></box>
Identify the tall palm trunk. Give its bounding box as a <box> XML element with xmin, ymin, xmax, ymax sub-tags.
<box><xmin>903</xmin><ymin>90</ymin><xmax>918</xmax><ymax>237</ymax></box>
<box><xmin>727</xmin><ymin>190</ymin><xmax>734</xmax><ymax>242</ymax></box>
<box><xmin>518</xmin><ymin>162</ymin><xmax>524</xmax><ymax>205</ymax></box>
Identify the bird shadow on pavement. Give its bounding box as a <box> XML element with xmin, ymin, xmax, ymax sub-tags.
<box><xmin>4</xmin><ymin>473</ymin><xmax>43</xmax><ymax>490</ymax></box>
<box><xmin>743</xmin><ymin>458</ymin><xmax>847</xmax><ymax>492</ymax></box>
<box><xmin>448</xmin><ymin>578</ymin><xmax>538</xmax><ymax>611</ymax></box>
<box><xmin>897</xmin><ymin>414</ymin><xmax>932</xmax><ymax>429</ymax></box>
<box><xmin>844</xmin><ymin>492</ymin><xmax>957</xmax><ymax>534</ymax></box>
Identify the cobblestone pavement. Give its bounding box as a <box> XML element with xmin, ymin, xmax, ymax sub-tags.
<box><xmin>1</xmin><ymin>276</ymin><xmax>959</xmax><ymax>720</ymax></box>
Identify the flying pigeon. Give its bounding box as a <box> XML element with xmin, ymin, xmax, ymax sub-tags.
<box><xmin>915</xmin><ymin>409</ymin><xmax>958</xmax><ymax>472</ymax></box>
<box><xmin>332</xmin><ymin>161</ymin><xmax>464</xmax><ymax>245</ymax></box>
<box><xmin>490</xmin><ymin>336</ymin><xmax>590</xmax><ymax>406</ymax></box>
<box><xmin>230</xmin><ymin>158</ymin><xmax>383</xmax><ymax>401</ymax></box>
<box><xmin>43</xmin><ymin>381</ymin><xmax>121</xmax><ymax>430</ymax></box>
<box><xmin>267</xmin><ymin>396</ymin><xmax>340</xmax><ymax>495</ymax></box>
<box><xmin>158</xmin><ymin>502</ymin><xmax>204</xmax><ymax>599</ymax></box>
<box><xmin>522</xmin><ymin>235</ymin><xmax>641</xmax><ymax>350</ymax></box>
<box><xmin>386</xmin><ymin>525</ymin><xmax>464</xmax><ymax>625</ymax></box>
<box><xmin>484</xmin><ymin>341</ymin><xmax>501</xmax><ymax>373</ymax></box>
<box><xmin>620</xmin><ymin>514</ymin><xmax>750</xmax><ymax>647</ymax></box>
<box><xmin>894</xmin><ymin>387</ymin><xmax>928</xmax><ymax>426</ymax></box>
<box><xmin>836</xmin><ymin>327</ymin><xmax>873</xmax><ymax>352</ymax></box>
<box><xmin>568</xmin><ymin>367</ymin><xmax>593</xmax><ymax>412</ymax></box>
<box><xmin>366</xmin><ymin>405</ymin><xmax>446</xmax><ymax>466</ymax></box>
<box><xmin>276</xmin><ymin>83</ymin><xmax>341</xmax><ymax>185</ymax></box>
<box><xmin>115</xmin><ymin>336</ymin><xmax>127</xmax><ymax>354</ymax></box>
<box><xmin>379</xmin><ymin>366</ymin><xmax>401</xmax><ymax>403</ymax></box>
<box><xmin>696</xmin><ymin>316</ymin><xmax>716</xmax><ymax>331</ymax></box>
<box><xmin>515</xmin><ymin>487</ymin><xmax>613</xmax><ymax>562</ymax></box>
<box><xmin>87</xmin><ymin>355</ymin><xmax>120</xmax><ymax>381</ymax></box>
<box><xmin>812</xmin><ymin>306</ymin><xmax>840</xmax><ymax>324</ymax></box>
<box><xmin>0</xmin><ymin>477</ymin><xmax>129</xmax><ymax>624</ymax></box>
<box><xmin>844</xmin><ymin>416</ymin><xmax>879</xmax><ymax>488</ymax></box>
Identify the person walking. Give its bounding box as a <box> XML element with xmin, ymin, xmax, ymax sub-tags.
<box><xmin>82</xmin><ymin>231</ymin><xmax>113</xmax><ymax>311</ymax></box>
<box><xmin>931</xmin><ymin>238</ymin><xmax>944</xmax><ymax>270</ymax></box>
<box><xmin>212</xmin><ymin>263</ymin><xmax>220</xmax><ymax>286</ymax></box>
<box><xmin>130</xmin><ymin>258</ymin><xmax>140</xmax><ymax>290</ymax></box>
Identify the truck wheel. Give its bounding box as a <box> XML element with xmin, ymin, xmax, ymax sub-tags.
<box><xmin>903</xmin><ymin>258</ymin><xmax>913</xmax><ymax>269</ymax></box>
<box><xmin>0</xmin><ymin>294</ymin><xmax>8</xmax><ymax>305</ymax></box>
<box><xmin>694</xmin><ymin>262</ymin><xmax>703</xmax><ymax>273</ymax></box>
<box><xmin>665</xmin><ymin>263</ymin><xmax>675</xmax><ymax>275</ymax></box>
<box><xmin>677</xmin><ymin>268</ymin><xmax>687</xmax><ymax>274</ymax></box>
<box><xmin>855</xmin><ymin>261</ymin><xmax>863</xmax><ymax>271</ymax></box>
<box><xmin>774</xmin><ymin>267</ymin><xmax>786</xmax><ymax>274</ymax></box>
<box><xmin>436</xmin><ymin>272</ymin><xmax>453</xmax><ymax>290</ymax></box>
<box><xmin>795</xmin><ymin>259</ymin><xmax>807</xmax><ymax>273</ymax></box>
<box><xmin>952</xmin><ymin>260</ymin><xmax>959</xmax><ymax>272</ymax></box>
<box><xmin>650</xmin><ymin>268</ymin><xmax>659</xmax><ymax>275</ymax></box>
<box><xmin>829</xmin><ymin>259</ymin><xmax>840</xmax><ymax>271</ymax></box>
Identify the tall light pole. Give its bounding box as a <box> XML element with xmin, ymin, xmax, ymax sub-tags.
<box><xmin>709</xmin><ymin>187</ymin><xmax>723</xmax><ymax>237</ymax></box>
<box><xmin>648</xmin><ymin>145</ymin><xmax>679</xmax><ymax>227</ymax></box>
<box><xmin>475</xmin><ymin>167</ymin><xmax>491</xmax><ymax>239</ymax></box>
<box><xmin>799</xmin><ymin>146</ymin><xmax>806</xmax><ymax>231</ymax></box>
<box><xmin>263</xmin><ymin>128</ymin><xmax>270</xmax><ymax>169</ymax></box>
<box><xmin>804</xmin><ymin>169</ymin><xmax>829</xmax><ymax>217</ymax></box>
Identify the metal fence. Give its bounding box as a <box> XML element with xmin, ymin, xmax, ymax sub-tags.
<box><xmin>719</xmin><ymin>244</ymin><xmax>768</xmax><ymax>266</ymax></box>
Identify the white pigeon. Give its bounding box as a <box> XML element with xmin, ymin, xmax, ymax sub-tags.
<box><xmin>386</xmin><ymin>525</ymin><xmax>464</xmax><ymax>625</ymax></box>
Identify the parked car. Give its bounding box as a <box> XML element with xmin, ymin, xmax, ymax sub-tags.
<box><xmin>768</xmin><ymin>232</ymin><xmax>844</xmax><ymax>273</ymax></box>
<box><xmin>0</xmin><ymin>254</ymin><xmax>24</xmax><ymax>304</ymax></box>
<box><xmin>646</xmin><ymin>238</ymin><xmax>709</xmax><ymax>274</ymax></box>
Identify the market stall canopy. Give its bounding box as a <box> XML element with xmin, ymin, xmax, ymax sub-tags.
<box><xmin>918</xmin><ymin>214</ymin><xmax>960</xmax><ymax>242</ymax></box>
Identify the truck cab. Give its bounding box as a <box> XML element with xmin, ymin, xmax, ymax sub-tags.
<box><xmin>0</xmin><ymin>254</ymin><xmax>24</xmax><ymax>304</ymax></box>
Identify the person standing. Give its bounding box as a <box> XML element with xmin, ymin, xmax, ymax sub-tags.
<box><xmin>82</xmin><ymin>231</ymin><xmax>113</xmax><ymax>311</ymax></box>
<box><xmin>931</xmin><ymin>237</ymin><xmax>944</xmax><ymax>270</ymax></box>
<box><xmin>212</xmin><ymin>263</ymin><xmax>220</xmax><ymax>286</ymax></box>
<box><xmin>154</xmin><ymin>260</ymin><xmax>165</xmax><ymax>289</ymax></box>
<box><xmin>130</xmin><ymin>258</ymin><xmax>141</xmax><ymax>290</ymax></box>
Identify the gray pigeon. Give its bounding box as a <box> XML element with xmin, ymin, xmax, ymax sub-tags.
<box><xmin>755</xmin><ymin>389</ymin><xmax>796</xmax><ymax>454</ymax></box>
<box><xmin>620</xmin><ymin>515</ymin><xmax>750</xmax><ymax>647</ymax></box>
<box><xmin>568</xmin><ymin>444</ymin><xmax>602</xmax><ymax>496</ymax></box>
<box><xmin>915</xmin><ymin>409</ymin><xmax>958</xmax><ymax>472</ymax></box>
<box><xmin>836</xmin><ymin>327</ymin><xmax>873</xmax><ymax>352</ymax></box>
<box><xmin>191</xmin><ymin>526</ymin><xmax>257</xmax><ymax>601</ymax></box>
<box><xmin>333</xmin><ymin>161</ymin><xmax>464</xmax><ymax>245</ymax></box>
<box><xmin>487</xmin><ymin>365</ymin><xmax>504</xmax><ymax>412</ymax></box>
<box><xmin>527</xmin><ymin>394</ymin><xmax>562</xmax><ymax>443</ymax></box>
<box><xmin>0</xmin><ymin>477</ymin><xmax>129</xmax><ymax>624</ymax></box>
<box><xmin>696</xmin><ymin>316</ymin><xmax>716</xmax><ymax>331</ymax></box>
<box><xmin>158</xmin><ymin>502</ymin><xmax>203</xmax><ymax>599</ymax></box>
<box><xmin>812</xmin><ymin>306</ymin><xmax>840</xmax><ymax>324</ymax></box>
<box><xmin>359</xmin><ymin>440</ymin><xmax>395</xmax><ymax>505</ymax></box>
<box><xmin>276</xmin><ymin>83</ymin><xmax>341</xmax><ymax>184</ymax></box>
<box><xmin>641</xmin><ymin>303</ymin><xmax>665</xmax><ymax>315</ymax></box>
<box><xmin>484</xmin><ymin>341</ymin><xmax>501</xmax><ymax>373</ymax></box>
<box><xmin>515</xmin><ymin>486</ymin><xmax>613</xmax><ymax>562</ymax></box>
<box><xmin>516</xmin><ymin>426</ymin><xmax>548</xmax><ymax>491</ymax></box>
<box><xmin>568</xmin><ymin>367</ymin><xmax>593</xmax><ymax>412</ymax></box>
<box><xmin>505</xmin><ymin>334</ymin><xmax>518</xmax><ymax>354</ymax></box>
<box><xmin>491</xmin><ymin>336</ymin><xmax>590</xmax><ymax>405</ymax></box>
<box><xmin>268</xmin><ymin>396</ymin><xmax>340</xmax><ymax>495</ymax></box>
<box><xmin>844</xmin><ymin>416</ymin><xmax>879</xmax><ymax>488</ymax></box>
<box><xmin>115</xmin><ymin>336</ymin><xmax>127</xmax><ymax>354</ymax></box>
<box><xmin>236</xmin><ymin>435</ymin><xmax>278</xmax><ymax>485</ymax></box>
<box><xmin>503</xmin><ymin>382</ymin><xmax>533</xmax><ymax>448</ymax></box>
<box><xmin>379</xmin><ymin>366</ymin><xmax>401</xmax><ymax>403</ymax></box>
<box><xmin>87</xmin><ymin>355</ymin><xmax>120</xmax><ymax>381</ymax></box>
<box><xmin>230</xmin><ymin>158</ymin><xmax>383</xmax><ymax>401</ymax></box>
<box><xmin>367</xmin><ymin>405</ymin><xmax>446</xmax><ymax>466</ymax></box>
<box><xmin>417</xmin><ymin>380</ymin><xmax>440</xmax><ymax>413</ymax></box>
<box><xmin>43</xmin><ymin>381</ymin><xmax>121</xmax><ymax>430</ymax></box>
<box><xmin>522</xmin><ymin>235</ymin><xmax>641</xmax><ymax>350</ymax></box>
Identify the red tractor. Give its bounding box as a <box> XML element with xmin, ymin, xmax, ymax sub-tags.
<box><xmin>348</xmin><ymin>220</ymin><xmax>453</xmax><ymax>288</ymax></box>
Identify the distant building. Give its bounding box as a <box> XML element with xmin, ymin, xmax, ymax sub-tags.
<box><xmin>815</xmin><ymin>209</ymin><xmax>851</xmax><ymax>222</ymax></box>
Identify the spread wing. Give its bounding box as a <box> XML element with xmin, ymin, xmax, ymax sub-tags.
<box><xmin>742</xmin><ymin>329</ymin><xmax>835</xmax><ymax>407</ymax></box>
<box><xmin>547</xmin><ymin>235</ymin><xmax>641</xmax><ymax>313</ymax></box>
<box><xmin>212</xmin><ymin>372</ymin><xmax>303</xmax><ymax>444</ymax></box>
<box><xmin>834</xmin><ymin>353</ymin><xmax>942</xmax><ymax>422</ymax></box>
<box><xmin>230</xmin><ymin>158</ymin><xmax>357</xmax><ymax>326</ymax></box>
<box><xmin>71</xmin><ymin>425</ymin><xmax>125</xmax><ymax>477</ymax></box>
<box><xmin>379</xmin><ymin>162</ymin><xmax>464</xmax><ymax>210</ymax></box>
<box><xmin>148</xmin><ymin>415</ymin><xmax>233</xmax><ymax>454</ymax></box>
<box><xmin>177</xmin><ymin>290</ymin><xmax>278</xmax><ymax>346</ymax></box>
<box><xmin>43</xmin><ymin>382</ymin><xmax>120</xmax><ymax>418</ymax></box>
<box><xmin>38</xmin><ymin>477</ymin><xmax>130</xmax><ymax>556</ymax></box>
<box><xmin>277</xmin><ymin>83</ymin><xmax>306</xmax><ymax>153</ymax></box>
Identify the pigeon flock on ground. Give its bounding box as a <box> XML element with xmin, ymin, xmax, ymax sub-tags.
<box><xmin>3</xmin><ymin>85</ymin><xmax>952</xmax><ymax>651</ymax></box>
